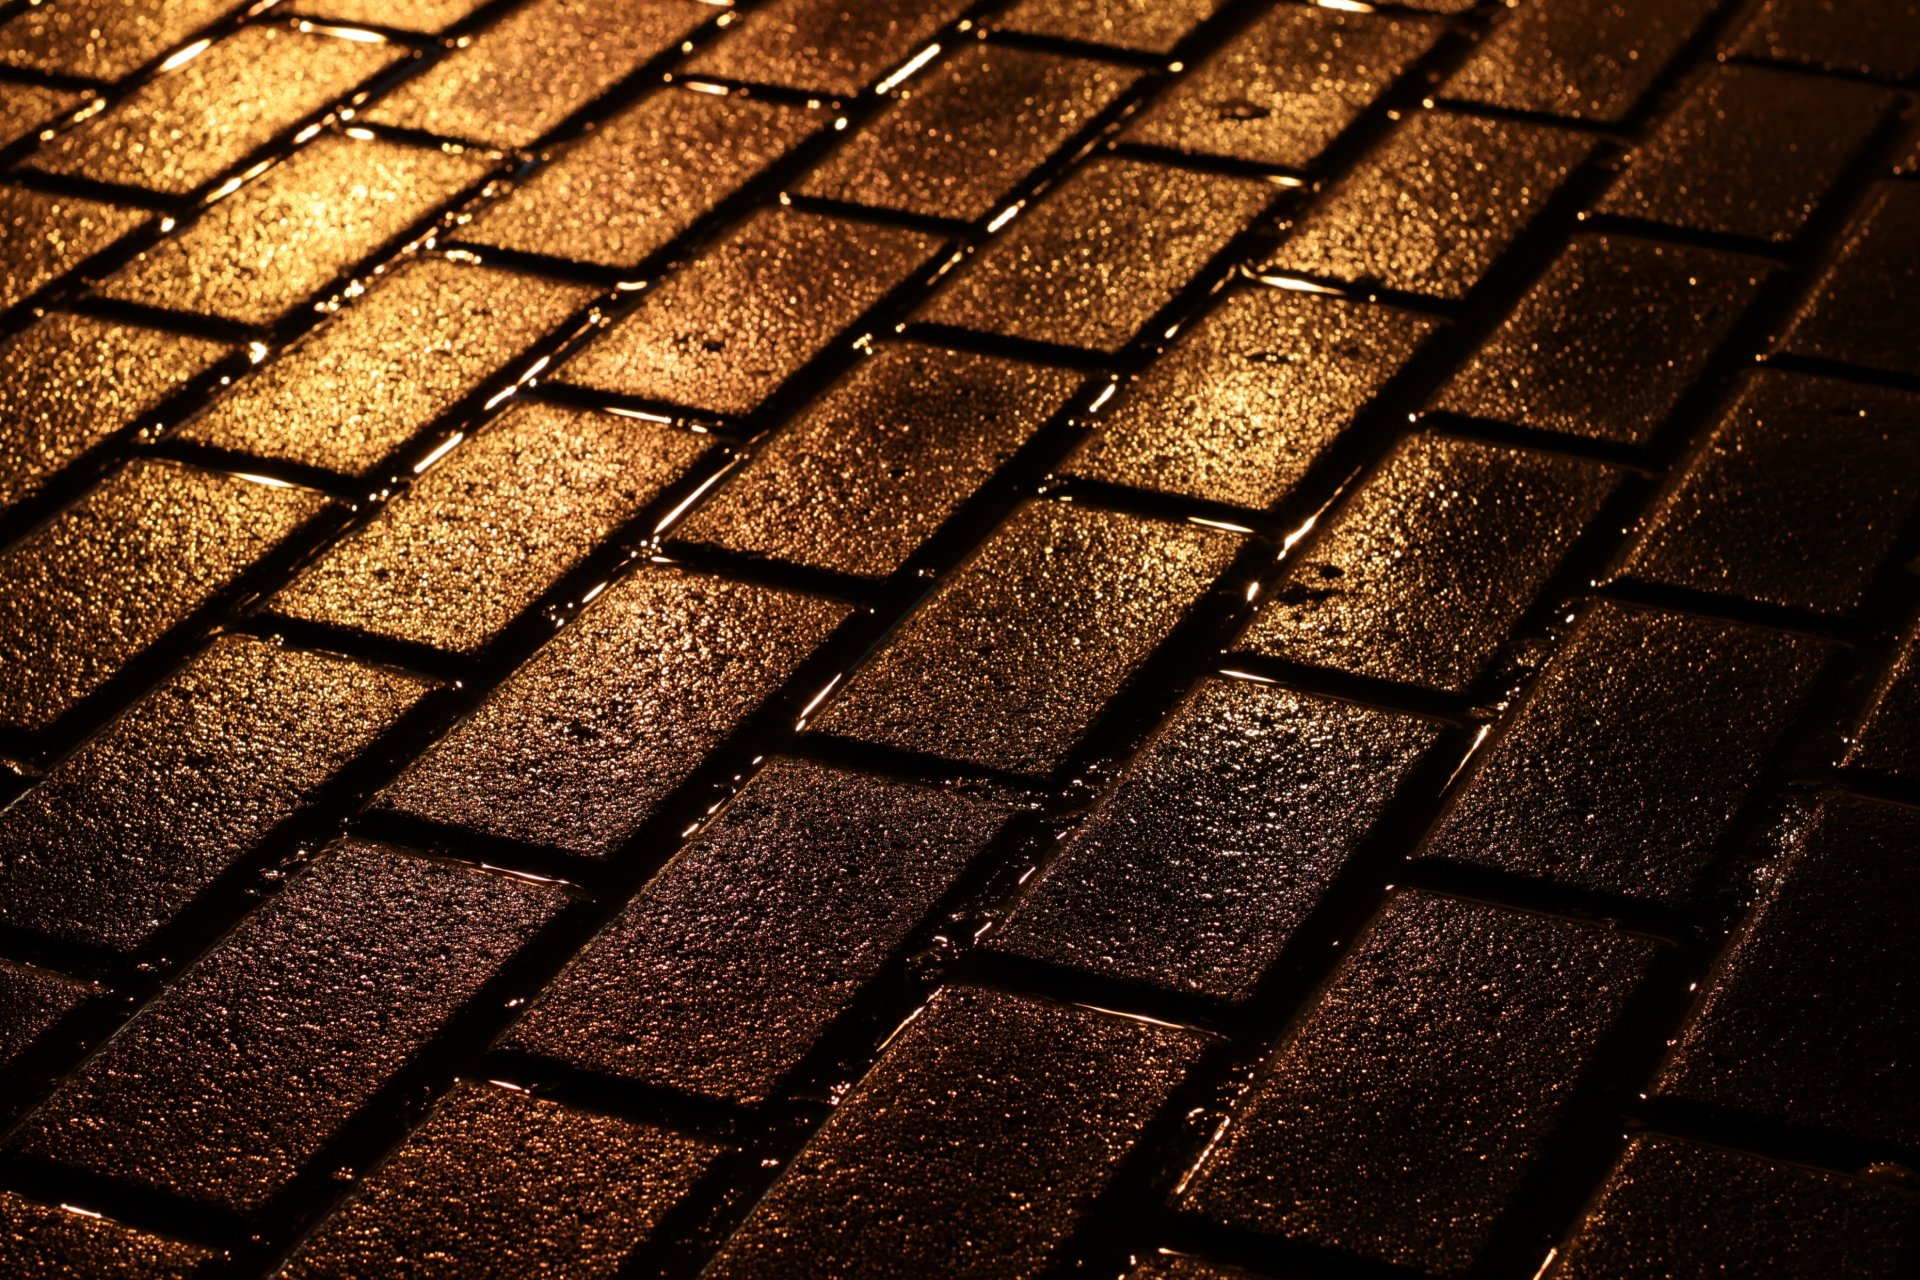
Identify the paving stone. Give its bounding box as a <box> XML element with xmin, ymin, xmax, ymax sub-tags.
<box><xmin>1128</xmin><ymin>6</ymin><xmax>1434</xmax><ymax>170</ymax></box>
<box><xmin>0</xmin><ymin>635</ymin><xmax>431</xmax><ymax>953</ymax></box>
<box><xmin>1430</xmin><ymin>235</ymin><xmax>1767</xmax><ymax>446</ymax></box>
<box><xmin>1263</xmin><ymin>110</ymin><xmax>1590</xmax><ymax>299</ymax></box>
<box><xmin>10</xmin><ymin>841</ymin><xmax>565</xmax><ymax>1212</ymax></box>
<box><xmin>802</xmin><ymin>43</ymin><xmax>1136</xmax><ymax>222</ymax></box>
<box><xmin>285</xmin><ymin>0</ymin><xmax>493</xmax><ymax>33</ymax></box>
<box><xmin>0</xmin><ymin>1192</ymin><xmax>211</xmax><ymax>1280</ymax></box>
<box><xmin>559</xmin><ymin>207</ymin><xmax>938</xmax><ymax>417</ymax></box>
<box><xmin>1848</xmin><ymin>627</ymin><xmax>1920</xmax><ymax>777</ymax></box>
<box><xmin>465</xmin><ymin>86</ymin><xmax>820</xmax><ymax>269</ymax></box>
<box><xmin>0</xmin><ymin>312</ymin><xmax>228</xmax><ymax>509</ymax></box>
<box><xmin>992</xmin><ymin>0</ymin><xmax>1225</xmax><ymax>54</ymax></box>
<box><xmin>920</xmin><ymin>157</ymin><xmax>1274</xmax><ymax>351</ymax></box>
<box><xmin>991</xmin><ymin>677</ymin><xmax>1439</xmax><ymax>1000</ymax></box>
<box><xmin>1598</xmin><ymin>64</ymin><xmax>1898</xmax><ymax>244</ymax></box>
<box><xmin>98</xmin><ymin>131</ymin><xmax>496</xmax><ymax>327</ymax></box>
<box><xmin>0</xmin><ymin>460</ymin><xmax>326</xmax><ymax>733</ymax></box>
<box><xmin>377</xmin><ymin>566</ymin><xmax>846</xmax><ymax>856</ymax></box>
<box><xmin>272</xmin><ymin>402</ymin><xmax>705</xmax><ymax>654</ymax></box>
<box><xmin>0</xmin><ymin>961</ymin><xmax>89</xmax><ymax>1070</ymax></box>
<box><xmin>177</xmin><ymin>256</ymin><xmax>594</xmax><ymax>475</ymax></box>
<box><xmin>1242</xmin><ymin>433</ymin><xmax>1618</xmax><ymax>693</ymax></box>
<box><xmin>506</xmin><ymin>759</ymin><xmax>1008</xmax><ymax>1101</ymax></box>
<box><xmin>675</xmin><ymin>344</ymin><xmax>1079</xmax><ymax>577</ymax></box>
<box><xmin>1179</xmin><ymin>891</ymin><xmax>1660</xmax><ymax>1275</ymax></box>
<box><xmin>1420</xmin><ymin>603</ymin><xmax>1830</xmax><ymax>904</ymax></box>
<box><xmin>28</xmin><ymin>25</ymin><xmax>401</xmax><ymax>196</ymax></box>
<box><xmin>1729</xmin><ymin>0</ymin><xmax>1920</xmax><ymax>80</ymax></box>
<box><xmin>1447</xmin><ymin>0</ymin><xmax>1717</xmax><ymax>123</ymax></box>
<box><xmin>0</xmin><ymin>0</ymin><xmax>242</xmax><ymax>80</ymax></box>
<box><xmin>1550</xmin><ymin>1134</ymin><xmax>1920</xmax><ymax>1279</ymax></box>
<box><xmin>1619</xmin><ymin>372</ymin><xmax>1920</xmax><ymax>615</ymax></box>
<box><xmin>684</xmin><ymin>0</ymin><xmax>972</xmax><ymax>96</ymax></box>
<box><xmin>705</xmin><ymin>986</ymin><xmax>1209</xmax><ymax>1279</ymax></box>
<box><xmin>1780</xmin><ymin>183</ymin><xmax>1920</xmax><ymax>380</ymax></box>
<box><xmin>1657</xmin><ymin>795</ymin><xmax>1920</xmax><ymax>1146</ymax></box>
<box><xmin>815</xmin><ymin>500</ymin><xmax>1241</xmax><ymax>775</ymax></box>
<box><xmin>278</xmin><ymin>1082</ymin><xmax>723</xmax><ymax>1280</ymax></box>
<box><xmin>0</xmin><ymin>185</ymin><xmax>148</xmax><ymax>314</ymax></box>
<box><xmin>1064</xmin><ymin>286</ymin><xmax>1436</xmax><ymax>509</ymax></box>
<box><xmin>366</xmin><ymin>0</ymin><xmax>707</xmax><ymax>148</ymax></box>
<box><xmin>0</xmin><ymin>82</ymin><xmax>86</xmax><ymax>148</ymax></box>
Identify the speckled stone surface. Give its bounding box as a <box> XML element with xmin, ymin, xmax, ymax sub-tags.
<box><xmin>1446</xmin><ymin>0</ymin><xmax>1718</xmax><ymax>122</ymax></box>
<box><xmin>0</xmin><ymin>0</ymin><xmax>242</xmax><ymax>81</ymax></box>
<box><xmin>1781</xmin><ymin>182</ymin><xmax>1920</xmax><ymax>379</ymax></box>
<box><xmin>992</xmin><ymin>0</ymin><xmax>1226</xmax><ymax>54</ymax></box>
<box><xmin>0</xmin><ymin>186</ymin><xmax>147</xmax><ymax>314</ymax></box>
<box><xmin>0</xmin><ymin>1193</ymin><xmax>210</xmax><ymax>1280</ymax></box>
<box><xmin>684</xmin><ymin>0</ymin><xmax>973</xmax><ymax>96</ymax></box>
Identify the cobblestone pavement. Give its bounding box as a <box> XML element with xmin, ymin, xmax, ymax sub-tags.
<box><xmin>0</xmin><ymin>0</ymin><xmax>1917</xmax><ymax>1276</ymax></box>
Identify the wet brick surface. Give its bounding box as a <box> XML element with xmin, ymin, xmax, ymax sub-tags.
<box><xmin>1</xmin><ymin>1</ymin><xmax>1918</xmax><ymax>1276</ymax></box>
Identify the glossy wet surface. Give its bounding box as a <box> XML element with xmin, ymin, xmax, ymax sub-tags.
<box><xmin>0</xmin><ymin>1</ymin><xmax>1916</xmax><ymax>1278</ymax></box>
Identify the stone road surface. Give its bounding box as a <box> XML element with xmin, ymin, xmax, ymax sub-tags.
<box><xmin>0</xmin><ymin>0</ymin><xmax>1917</xmax><ymax>1277</ymax></box>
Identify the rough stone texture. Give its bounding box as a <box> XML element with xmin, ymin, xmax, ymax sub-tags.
<box><xmin>1848</xmin><ymin>627</ymin><xmax>1920</xmax><ymax>778</ymax></box>
<box><xmin>0</xmin><ymin>962</ymin><xmax>90</xmax><ymax>1071</ymax></box>
<box><xmin>1728</xmin><ymin>0</ymin><xmax>1920</xmax><ymax>80</ymax></box>
<box><xmin>99</xmin><ymin>132</ymin><xmax>496</xmax><ymax>327</ymax></box>
<box><xmin>0</xmin><ymin>186</ymin><xmax>147</xmax><ymax>314</ymax></box>
<box><xmin>704</xmin><ymin>986</ymin><xmax>1209</xmax><ymax>1279</ymax></box>
<box><xmin>0</xmin><ymin>0</ymin><xmax>242</xmax><ymax>80</ymax></box>
<box><xmin>684</xmin><ymin>0</ymin><xmax>973</xmax><ymax>96</ymax></box>
<box><xmin>278</xmin><ymin>1082</ymin><xmax>722</xmax><ymax>1280</ymax></box>
<box><xmin>0</xmin><ymin>1193</ymin><xmax>211</xmax><ymax>1280</ymax></box>
<box><xmin>1780</xmin><ymin>182</ymin><xmax>1920</xmax><ymax>380</ymax></box>
<box><xmin>0</xmin><ymin>461</ymin><xmax>325</xmax><ymax>732</ymax></box>
<box><xmin>992</xmin><ymin>677</ymin><xmax>1440</xmax><ymax>1000</ymax></box>
<box><xmin>816</xmin><ymin>500</ymin><xmax>1241</xmax><ymax>775</ymax></box>
<box><xmin>0</xmin><ymin>635</ymin><xmax>431</xmax><ymax>952</ymax></box>
<box><xmin>1065</xmin><ymin>286</ymin><xmax>1436</xmax><ymax>509</ymax></box>
<box><xmin>1179</xmin><ymin>892</ymin><xmax>1661</xmax><ymax>1276</ymax></box>
<box><xmin>378</xmin><ymin>566</ymin><xmax>846</xmax><ymax>855</ymax></box>
<box><xmin>1242</xmin><ymin>433</ymin><xmax>1619</xmax><ymax>693</ymax></box>
<box><xmin>0</xmin><ymin>83</ymin><xmax>86</xmax><ymax>148</ymax></box>
<box><xmin>992</xmin><ymin>0</ymin><xmax>1226</xmax><ymax>53</ymax></box>
<box><xmin>10</xmin><ymin>842</ymin><xmax>565</xmax><ymax>1212</ymax></box>
<box><xmin>28</xmin><ymin>25</ymin><xmax>400</xmax><ymax>195</ymax></box>
<box><xmin>507</xmin><ymin>759</ymin><xmax>1007</xmax><ymax>1101</ymax></box>
<box><xmin>1447</xmin><ymin>0</ymin><xmax>1718</xmax><ymax>122</ymax></box>
<box><xmin>284</xmin><ymin>0</ymin><xmax>492</xmax><ymax>33</ymax></box>
<box><xmin>675</xmin><ymin>344</ymin><xmax>1080</xmax><ymax>576</ymax></box>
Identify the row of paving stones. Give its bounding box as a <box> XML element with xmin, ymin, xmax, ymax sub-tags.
<box><xmin>0</xmin><ymin>0</ymin><xmax>1918</xmax><ymax>1276</ymax></box>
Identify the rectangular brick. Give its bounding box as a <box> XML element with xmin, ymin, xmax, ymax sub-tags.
<box><xmin>0</xmin><ymin>0</ymin><xmax>241</xmax><ymax>80</ymax></box>
<box><xmin>1446</xmin><ymin>0</ymin><xmax>1718</xmax><ymax>122</ymax></box>
<box><xmin>0</xmin><ymin>634</ymin><xmax>431</xmax><ymax>952</ymax></box>
<box><xmin>0</xmin><ymin>311</ymin><xmax>228</xmax><ymax>508</ymax></box>
<box><xmin>376</xmin><ymin>566</ymin><xmax>846</xmax><ymax>856</ymax></box>
<box><xmin>1780</xmin><ymin>183</ymin><xmax>1920</xmax><ymax>379</ymax></box>
<box><xmin>1263</xmin><ymin>110</ymin><xmax>1589</xmax><ymax>299</ymax></box>
<box><xmin>1241</xmin><ymin>433</ymin><xmax>1618</xmax><ymax>693</ymax></box>
<box><xmin>1549</xmin><ymin>1134</ymin><xmax>1920</xmax><ymax>1280</ymax></box>
<box><xmin>1419</xmin><ymin>602</ymin><xmax>1830</xmax><ymax>904</ymax></box>
<box><xmin>1598</xmin><ymin>65</ymin><xmax>1898</xmax><ymax>244</ymax></box>
<box><xmin>97</xmin><ymin>131</ymin><xmax>496</xmax><ymax>327</ymax></box>
<box><xmin>705</xmin><ymin>986</ymin><xmax>1208</xmax><ymax>1279</ymax></box>
<box><xmin>1656</xmin><ymin>795</ymin><xmax>1920</xmax><ymax>1146</ymax></box>
<box><xmin>271</xmin><ymin>401</ymin><xmax>706</xmax><ymax>654</ymax></box>
<box><xmin>991</xmin><ymin>676</ymin><xmax>1439</xmax><ymax>1000</ymax></box>
<box><xmin>366</xmin><ymin>0</ymin><xmax>708</xmax><ymax>148</ymax></box>
<box><xmin>281</xmin><ymin>1082</ymin><xmax>722</xmax><ymax>1280</ymax></box>
<box><xmin>1729</xmin><ymin>0</ymin><xmax>1920</xmax><ymax>80</ymax></box>
<box><xmin>1431</xmin><ymin>235</ymin><xmax>1768</xmax><ymax>446</ymax></box>
<box><xmin>1847</xmin><ymin>627</ymin><xmax>1920</xmax><ymax>777</ymax></box>
<box><xmin>0</xmin><ymin>1192</ymin><xmax>211</xmax><ymax>1280</ymax></box>
<box><xmin>1618</xmin><ymin>372</ymin><xmax>1920</xmax><ymax>615</ymax></box>
<box><xmin>177</xmin><ymin>256</ymin><xmax>594</xmax><ymax>475</ymax></box>
<box><xmin>27</xmin><ymin>25</ymin><xmax>401</xmax><ymax>196</ymax></box>
<box><xmin>1064</xmin><ymin>286</ymin><xmax>1436</xmax><ymax>509</ymax></box>
<box><xmin>0</xmin><ymin>185</ymin><xmax>147</xmax><ymax>313</ymax></box>
<box><xmin>992</xmin><ymin>0</ymin><xmax>1225</xmax><ymax>53</ymax></box>
<box><xmin>800</xmin><ymin>44</ymin><xmax>1139</xmax><ymax>221</ymax></box>
<box><xmin>0</xmin><ymin>960</ymin><xmax>89</xmax><ymax>1071</ymax></box>
<box><xmin>559</xmin><ymin>207</ymin><xmax>938</xmax><ymax>417</ymax></box>
<box><xmin>10</xmin><ymin>841</ymin><xmax>565</xmax><ymax>1212</ymax></box>
<box><xmin>1128</xmin><ymin>5</ymin><xmax>1434</xmax><ymax>169</ymax></box>
<box><xmin>0</xmin><ymin>82</ymin><xmax>85</xmax><ymax>148</ymax></box>
<box><xmin>506</xmin><ymin>759</ymin><xmax>1007</xmax><ymax>1101</ymax></box>
<box><xmin>465</xmin><ymin>86</ymin><xmax>819</xmax><ymax>269</ymax></box>
<box><xmin>285</xmin><ymin>0</ymin><xmax>492</xmax><ymax>33</ymax></box>
<box><xmin>1178</xmin><ymin>891</ymin><xmax>1660</xmax><ymax>1276</ymax></box>
<box><xmin>815</xmin><ymin>500</ymin><xmax>1241</xmax><ymax>775</ymax></box>
<box><xmin>673</xmin><ymin>344</ymin><xmax>1079</xmax><ymax>578</ymax></box>
<box><xmin>920</xmin><ymin>157</ymin><xmax>1273</xmax><ymax>351</ymax></box>
<box><xmin>0</xmin><ymin>460</ymin><xmax>326</xmax><ymax>732</ymax></box>
<box><xmin>684</xmin><ymin>0</ymin><xmax>971</xmax><ymax>96</ymax></box>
